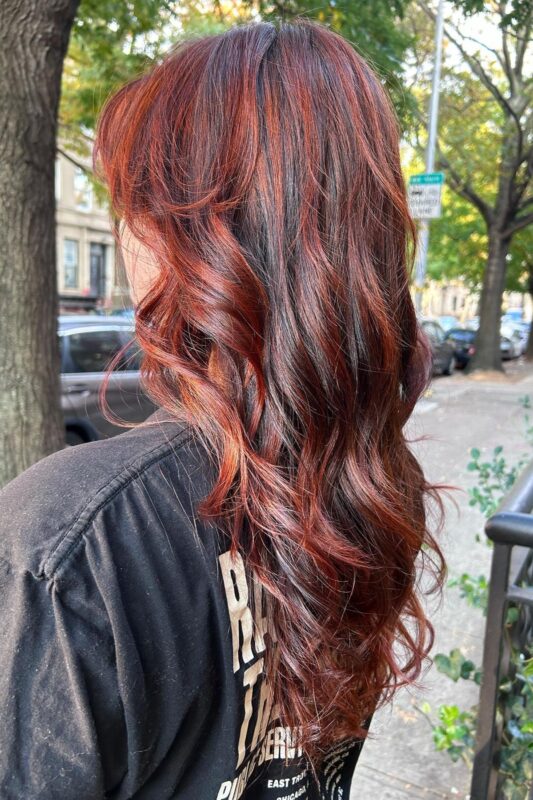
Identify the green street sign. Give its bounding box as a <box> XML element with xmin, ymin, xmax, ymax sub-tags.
<box><xmin>409</xmin><ymin>172</ymin><xmax>445</xmax><ymax>186</ymax></box>
<box><xmin>407</xmin><ymin>172</ymin><xmax>445</xmax><ymax>219</ymax></box>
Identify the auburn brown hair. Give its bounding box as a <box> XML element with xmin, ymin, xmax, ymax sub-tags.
<box><xmin>94</xmin><ymin>18</ymin><xmax>452</xmax><ymax>763</ymax></box>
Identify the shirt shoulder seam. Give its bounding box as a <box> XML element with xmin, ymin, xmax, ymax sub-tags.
<box><xmin>42</xmin><ymin>427</ymin><xmax>194</xmax><ymax>581</ymax></box>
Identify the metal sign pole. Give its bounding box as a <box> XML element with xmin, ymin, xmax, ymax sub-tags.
<box><xmin>414</xmin><ymin>0</ymin><xmax>445</xmax><ymax>313</ymax></box>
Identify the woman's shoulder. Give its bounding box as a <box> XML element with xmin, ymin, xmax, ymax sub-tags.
<box><xmin>0</xmin><ymin>411</ymin><xmax>222</xmax><ymax>800</ymax></box>
<box><xmin>0</xmin><ymin>408</ymin><xmax>202</xmax><ymax>579</ymax></box>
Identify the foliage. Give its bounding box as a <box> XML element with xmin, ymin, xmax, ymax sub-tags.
<box><xmin>424</xmin><ymin>189</ymin><xmax>488</xmax><ymax>290</ymax></box>
<box><xmin>61</xmin><ymin>1</ymin><xmax>184</xmax><ymax>154</ymax></box>
<box><xmin>419</xmin><ymin>395</ymin><xmax>533</xmax><ymax>796</ymax></box>
<box><xmin>454</xmin><ymin>0</ymin><xmax>533</xmax><ymax>30</ymax></box>
<box><xmin>404</xmin><ymin>0</ymin><xmax>533</xmax><ymax>372</ymax></box>
<box><xmin>421</xmin><ymin>701</ymin><xmax>477</xmax><ymax>765</ymax></box>
<box><xmin>402</xmin><ymin>4</ymin><xmax>533</xmax><ymax>293</ymax></box>
<box><xmin>434</xmin><ymin>648</ymin><xmax>483</xmax><ymax>685</ymax></box>
<box><xmin>498</xmin><ymin>645</ymin><xmax>533</xmax><ymax>799</ymax></box>
<box><xmin>467</xmin><ymin>445</ymin><xmax>529</xmax><ymax>520</ymax></box>
<box><xmin>448</xmin><ymin>571</ymin><xmax>489</xmax><ymax>612</ymax></box>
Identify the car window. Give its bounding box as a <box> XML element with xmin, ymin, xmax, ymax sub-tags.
<box><xmin>432</xmin><ymin>323</ymin><xmax>445</xmax><ymax>343</ymax></box>
<box><xmin>117</xmin><ymin>332</ymin><xmax>143</xmax><ymax>371</ymax></box>
<box><xmin>422</xmin><ymin>321</ymin><xmax>442</xmax><ymax>342</ymax></box>
<box><xmin>67</xmin><ymin>329</ymin><xmax>126</xmax><ymax>373</ymax></box>
<box><xmin>421</xmin><ymin>321</ymin><xmax>436</xmax><ymax>339</ymax></box>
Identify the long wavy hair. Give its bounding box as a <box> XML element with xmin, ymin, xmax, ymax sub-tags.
<box><xmin>95</xmin><ymin>18</ymin><xmax>452</xmax><ymax>763</ymax></box>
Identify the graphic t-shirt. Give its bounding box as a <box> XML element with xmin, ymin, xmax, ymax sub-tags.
<box><xmin>0</xmin><ymin>407</ymin><xmax>369</xmax><ymax>799</ymax></box>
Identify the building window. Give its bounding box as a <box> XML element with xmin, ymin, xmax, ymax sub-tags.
<box><xmin>89</xmin><ymin>242</ymin><xmax>106</xmax><ymax>299</ymax></box>
<box><xmin>73</xmin><ymin>167</ymin><xmax>92</xmax><ymax>211</ymax></box>
<box><xmin>63</xmin><ymin>239</ymin><xmax>79</xmax><ymax>289</ymax></box>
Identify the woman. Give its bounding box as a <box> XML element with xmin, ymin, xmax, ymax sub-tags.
<box><xmin>0</xmin><ymin>18</ymin><xmax>448</xmax><ymax>800</ymax></box>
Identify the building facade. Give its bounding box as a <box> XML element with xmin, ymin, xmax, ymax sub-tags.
<box><xmin>413</xmin><ymin>278</ymin><xmax>532</xmax><ymax>323</ymax></box>
<box><xmin>55</xmin><ymin>151</ymin><xmax>130</xmax><ymax>312</ymax></box>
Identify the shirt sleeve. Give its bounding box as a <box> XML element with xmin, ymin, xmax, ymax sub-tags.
<box><xmin>0</xmin><ymin>440</ymin><xmax>219</xmax><ymax>800</ymax></box>
<box><xmin>0</xmin><ymin>556</ymin><xmax>127</xmax><ymax>800</ymax></box>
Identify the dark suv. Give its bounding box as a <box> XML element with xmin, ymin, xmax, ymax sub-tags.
<box><xmin>59</xmin><ymin>316</ymin><xmax>156</xmax><ymax>445</ymax></box>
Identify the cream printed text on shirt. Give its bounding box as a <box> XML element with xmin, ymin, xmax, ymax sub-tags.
<box><xmin>216</xmin><ymin>550</ymin><xmax>305</xmax><ymax>800</ymax></box>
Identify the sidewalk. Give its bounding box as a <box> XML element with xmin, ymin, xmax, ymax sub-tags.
<box><xmin>350</xmin><ymin>358</ymin><xmax>533</xmax><ymax>799</ymax></box>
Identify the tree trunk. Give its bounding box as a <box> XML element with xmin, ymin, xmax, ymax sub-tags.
<box><xmin>0</xmin><ymin>0</ymin><xmax>79</xmax><ymax>487</ymax></box>
<box><xmin>524</xmin><ymin>272</ymin><xmax>533</xmax><ymax>362</ymax></box>
<box><xmin>464</xmin><ymin>230</ymin><xmax>511</xmax><ymax>374</ymax></box>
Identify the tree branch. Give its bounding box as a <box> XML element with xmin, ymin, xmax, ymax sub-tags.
<box><xmin>515</xmin><ymin>3</ymin><xmax>533</xmax><ymax>76</ymax></box>
<box><xmin>511</xmin><ymin>128</ymin><xmax>533</xmax><ymax>210</ymax></box>
<box><xmin>516</xmin><ymin>193</ymin><xmax>533</xmax><ymax>214</ymax></box>
<box><xmin>58</xmin><ymin>122</ymin><xmax>95</xmax><ymax>147</ymax></box>
<box><xmin>417</xmin><ymin>0</ymin><xmax>524</xmax><ymax>160</ymax></box>
<box><xmin>422</xmin><ymin>2</ymin><xmax>508</xmax><ymax>108</ymax></box>
<box><xmin>446</xmin><ymin>29</ymin><xmax>518</xmax><ymax>121</ymax></box>
<box><xmin>503</xmin><ymin>210</ymin><xmax>533</xmax><ymax>237</ymax></box>
<box><xmin>56</xmin><ymin>147</ymin><xmax>93</xmax><ymax>175</ymax></box>
<box><xmin>460</xmin><ymin>31</ymin><xmax>507</xmax><ymax>74</ymax></box>
<box><xmin>435</xmin><ymin>147</ymin><xmax>494</xmax><ymax>226</ymax></box>
<box><xmin>408</xmin><ymin>101</ymin><xmax>495</xmax><ymax>225</ymax></box>
<box><xmin>499</xmin><ymin>1</ymin><xmax>514</xmax><ymax>92</ymax></box>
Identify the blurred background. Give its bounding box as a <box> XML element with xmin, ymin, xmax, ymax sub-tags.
<box><xmin>0</xmin><ymin>1</ymin><xmax>532</xmax><ymax>798</ymax></box>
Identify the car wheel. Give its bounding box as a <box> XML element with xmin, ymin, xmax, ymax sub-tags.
<box><xmin>65</xmin><ymin>429</ymin><xmax>86</xmax><ymax>447</ymax></box>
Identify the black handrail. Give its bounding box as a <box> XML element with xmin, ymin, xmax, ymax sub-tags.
<box><xmin>470</xmin><ymin>462</ymin><xmax>533</xmax><ymax>800</ymax></box>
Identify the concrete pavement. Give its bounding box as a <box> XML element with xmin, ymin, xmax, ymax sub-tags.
<box><xmin>350</xmin><ymin>358</ymin><xmax>533</xmax><ymax>799</ymax></box>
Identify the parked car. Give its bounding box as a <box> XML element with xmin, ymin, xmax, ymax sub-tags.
<box><xmin>436</xmin><ymin>315</ymin><xmax>460</xmax><ymax>333</ymax></box>
<box><xmin>110</xmin><ymin>307</ymin><xmax>135</xmax><ymax>320</ymax></box>
<box><xmin>419</xmin><ymin>318</ymin><xmax>457</xmax><ymax>375</ymax></box>
<box><xmin>444</xmin><ymin>327</ymin><xmax>477</xmax><ymax>368</ymax></box>
<box><xmin>445</xmin><ymin>325</ymin><xmax>522</xmax><ymax>367</ymax></box>
<box><xmin>501</xmin><ymin>322</ymin><xmax>527</xmax><ymax>355</ymax></box>
<box><xmin>59</xmin><ymin>315</ymin><xmax>155</xmax><ymax>445</ymax></box>
<box><xmin>514</xmin><ymin>320</ymin><xmax>531</xmax><ymax>353</ymax></box>
<box><xmin>502</xmin><ymin>309</ymin><xmax>524</xmax><ymax>324</ymax></box>
<box><xmin>500</xmin><ymin>330</ymin><xmax>522</xmax><ymax>359</ymax></box>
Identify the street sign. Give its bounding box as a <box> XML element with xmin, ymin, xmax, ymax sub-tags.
<box><xmin>407</xmin><ymin>172</ymin><xmax>445</xmax><ymax>219</ymax></box>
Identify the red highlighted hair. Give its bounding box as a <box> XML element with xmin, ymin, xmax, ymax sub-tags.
<box><xmin>95</xmin><ymin>19</ymin><xmax>450</xmax><ymax>762</ymax></box>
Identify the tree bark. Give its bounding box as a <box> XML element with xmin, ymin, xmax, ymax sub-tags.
<box><xmin>464</xmin><ymin>231</ymin><xmax>511</xmax><ymax>374</ymax></box>
<box><xmin>0</xmin><ymin>0</ymin><xmax>80</xmax><ymax>487</ymax></box>
<box><xmin>464</xmin><ymin>113</ymin><xmax>521</xmax><ymax>375</ymax></box>
<box><xmin>523</xmin><ymin>271</ymin><xmax>533</xmax><ymax>362</ymax></box>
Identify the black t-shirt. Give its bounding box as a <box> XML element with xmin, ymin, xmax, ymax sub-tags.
<box><xmin>0</xmin><ymin>407</ymin><xmax>368</xmax><ymax>799</ymax></box>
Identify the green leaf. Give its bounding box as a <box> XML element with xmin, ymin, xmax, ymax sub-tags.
<box><xmin>460</xmin><ymin>659</ymin><xmax>476</xmax><ymax>679</ymax></box>
<box><xmin>434</xmin><ymin>653</ymin><xmax>453</xmax><ymax>676</ymax></box>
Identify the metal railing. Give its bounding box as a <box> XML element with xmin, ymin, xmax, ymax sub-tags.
<box><xmin>470</xmin><ymin>462</ymin><xmax>533</xmax><ymax>800</ymax></box>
